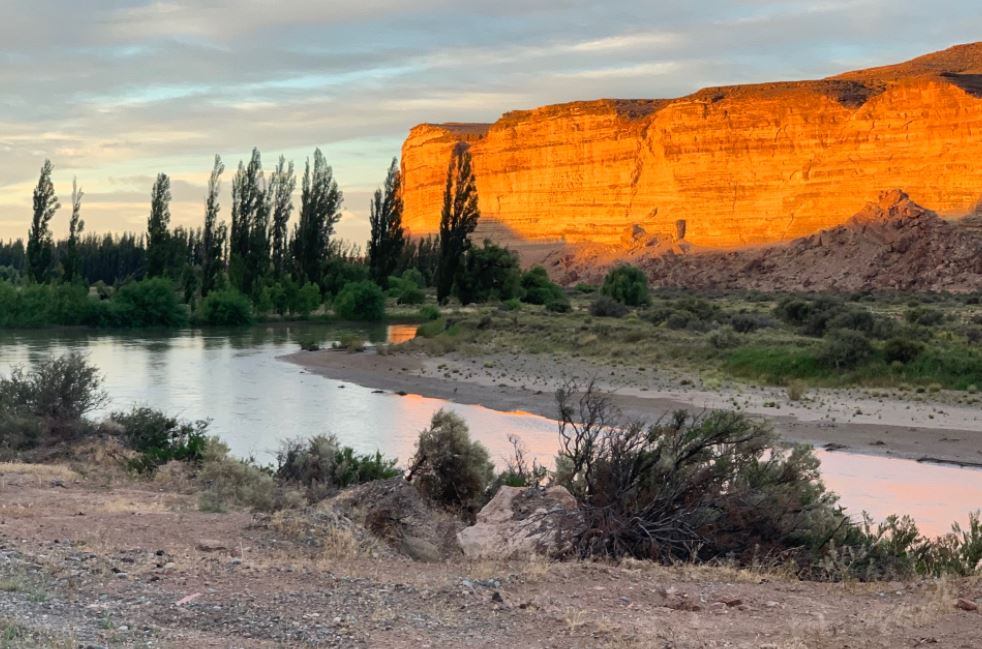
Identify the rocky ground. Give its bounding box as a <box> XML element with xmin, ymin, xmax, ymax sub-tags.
<box><xmin>2</xmin><ymin>462</ymin><xmax>981</xmax><ymax>649</ymax></box>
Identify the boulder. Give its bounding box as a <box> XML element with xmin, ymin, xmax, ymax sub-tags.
<box><xmin>457</xmin><ymin>486</ymin><xmax>581</xmax><ymax>559</ymax></box>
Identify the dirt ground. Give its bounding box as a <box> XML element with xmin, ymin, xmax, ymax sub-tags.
<box><xmin>1</xmin><ymin>463</ymin><xmax>980</xmax><ymax>648</ymax></box>
<box><xmin>283</xmin><ymin>348</ymin><xmax>982</xmax><ymax>467</ymax></box>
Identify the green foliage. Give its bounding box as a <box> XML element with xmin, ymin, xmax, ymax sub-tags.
<box><xmin>197</xmin><ymin>438</ymin><xmax>298</xmax><ymax>513</ymax></box>
<box><xmin>545</xmin><ymin>297</ymin><xmax>572</xmax><ymax>313</ymax></box>
<box><xmin>418</xmin><ymin>305</ymin><xmax>441</xmax><ymax>321</ymax></box>
<box><xmin>906</xmin><ymin>306</ymin><xmax>945</xmax><ymax>327</ymax></box>
<box><xmin>601</xmin><ymin>265</ymin><xmax>649</xmax><ymax>306</ymax></box>
<box><xmin>368</xmin><ymin>158</ymin><xmax>406</xmax><ymax>286</ymax></box>
<box><xmin>146</xmin><ymin>173</ymin><xmax>172</xmax><ymax>278</ymax></box>
<box><xmin>293</xmin><ymin>148</ymin><xmax>343</xmax><ymax>286</ymax></box>
<box><xmin>453</xmin><ymin>241</ymin><xmax>521</xmax><ymax>305</ymax></box>
<box><xmin>396</xmin><ymin>286</ymin><xmax>425</xmax><ymax>305</ymax></box>
<box><xmin>108</xmin><ymin>278</ymin><xmax>188</xmax><ymax>327</ymax></box>
<box><xmin>883</xmin><ymin>337</ymin><xmax>924</xmax><ymax>364</ymax></box>
<box><xmin>27</xmin><ymin>159</ymin><xmax>59</xmax><ymax>283</ymax></box>
<box><xmin>589</xmin><ymin>295</ymin><xmax>628</xmax><ymax>318</ymax></box>
<box><xmin>294</xmin><ymin>281</ymin><xmax>322</xmax><ymax>317</ymax></box>
<box><xmin>408</xmin><ymin>409</ymin><xmax>493</xmax><ymax>511</ymax></box>
<box><xmin>196</xmin><ymin>289</ymin><xmax>254</xmax><ymax>326</ymax></box>
<box><xmin>0</xmin><ymin>352</ymin><xmax>105</xmax><ymax>448</ymax></box>
<box><xmin>334</xmin><ymin>281</ymin><xmax>385</xmax><ymax>321</ymax></box>
<box><xmin>276</xmin><ymin>434</ymin><xmax>399</xmax><ymax>500</ymax></box>
<box><xmin>110</xmin><ymin>407</ymin><xmax>208</xmax><ymax>473</ymax></box>
<box><xmin>819</xmin><ymin>329</ymin><xmax>873</xmax><ymax>369</ymax></box>
<box><xmin>436</xmin><ymin>143</ymin><xmax>480</xmax><ymax>302</ymax></box>
<box><xmin>400</xmin><ymin>268</ymin><xmax>425</xmax><ymax>288</ymax></box>
<box><xmin>520</xmin><ymin>266</ymin><xmax>565</xmax><ymax>305</ymax></box>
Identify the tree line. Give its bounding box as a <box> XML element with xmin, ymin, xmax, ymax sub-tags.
<box><xmin>0</xmin><ymin>141</ymin><xmax>484</xmax><ymax>314</ymax></box>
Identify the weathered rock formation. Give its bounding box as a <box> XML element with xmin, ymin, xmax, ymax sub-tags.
<box><xmin>401</xmin><ymin>43</ymin><xmax>982</xmax><ymax>252</ymax></box>
<box><xmin>547</xmin><ymin>190</ymin><xmax>982</xmax><ymax>293</ymax></box>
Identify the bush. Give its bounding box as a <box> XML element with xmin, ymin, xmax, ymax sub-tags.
<box><xmin>110</xmin><ymin>407</ymin><xmax>208</xmax><ymax>473</ymax></box>
<box><xmin>601</xmin><ymin>265</ymin><xmax>649</xmax><ymax>306</ymax></box>
<box><xmin>819</xmin><ymin>329</ymin><xmax>874</xmax><ymax>369</ymax></box>
<box><xmin>293</xmin><ymin>282</ymin><xmax>322</xmax><ymax>318</ymax></box>
<box><xmin>454</xmin><ymin>241</ymin><xmax>522</xmax><ymax>305</ymax></box>
<box><xmin>0</xmin><ymin>352</ymin><xmax>106</xmax><ymax>446</ymax></box>
<box><xmin>883</xmin><ymin>337</ymin><xmax>924</xmax><ymax>364</ymax></box>
<box><xmin>197</xmin><ymin>438</ymin><xmax>299</xmax><ymax>513</ymax></box>
<box><xmin>334</xmin><ymin>281</ymin><xmax>386</xmax><ymax>321</ymax></box>
<box><xmin>396</xmin><ymin>286</ymin><xmax>426</xmax><ymax>305</ymax></box>
<box><xmin>196</xmin><ymin>289</ymin><xmax>254</xmax><ymax>326</ymax></box>
<box><xmin>589</xmin><ymin>296</ymin><xmax>628</xmax><ymax>318</ymax></box>
<box><xmin>906</xmin><ymin>307</ymin><xmax>945</xmax><ymax>327</ymax></box>
<box><xmin>554</xmin><ymin>382</ymin><xmax>845</xmax><ymax>565</ymax></box>
<box><xmin>110</xmin><ymin>278</ymin><xmax>188</xmax><ymax>328</ymax></box>
<box><xmin>729</xmin><ymin>312</ymin><xmax>772</xmax><ymax>333</ymax></box>
<box><xmin>418</xmin><ymin>305</ymin><xmax>441</xmax><ymax>321</ymax></box>
<box><xmin>709</xmin><ymin>326</ymin><xmax>740</xmax><ymax>349</ymax></box>
<box><xmin>545</xmin><ymin>297</ymin><xmax>572</xmax><ymax>313</ymax></box>
<box><xmin>774</xmin><ymin>296</ymin><xmax>846</xmax><ymax>337</ymax></box>
<box><xmin>400</xmin><ymin>268</ymin><xmax>425</xmax><ymax>288</ymax></box>
<box><xmin>408</xmin><ymin>410</ymin><xmax>493</xmax><ymax>511</ymax></box>
<box><xmin>520</xmin><ymin>266</ymin><xmax>565</xmax><ymax>305</ymax></box>
<box><xmin>276</xmin><ymin>434</ymin><xmax>400</xmax><ymax>500</ymax></box>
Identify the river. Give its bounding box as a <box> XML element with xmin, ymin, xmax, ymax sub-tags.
<box><xmin>1</xmin><ymin>324</ymin><xmax>979</xmax><ymax>537</ymax></box>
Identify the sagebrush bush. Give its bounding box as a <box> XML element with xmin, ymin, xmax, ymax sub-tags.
<box><xmin>110</xmin><ymin>407</ymin><xmax>208</xmax><ymax>473</ymax></box>
<box><xmin>906</xmin><ymin>306</ymin><xmax>945</xmax><ymax>327</ymax></box>
<box><xmin>197</xmin><ymin>437</ymin><xmax>301</xmax><ymax>513</ymax></box>
<box><xmin>883</xmin><ymin>337</ymin><xmax>924</xmax><ymax>364</ymax></box>
<box><xmin>819</xmin><ymin>329</ymin><xmax>873</xmax><ymax>369</ymax></box>
<box><xmin>600</xmin><ymin>265</ymin><xmax>649</xmax><ymax>306</ymax></box>
<box><xmin>0</xmin><ymin>352</ymin><xmax>106</xmax><ymax>447</ymax></box>
<box><xmin>408</xmin><ymin>410</ymin><xmax>493</xmax><ymax>511</ymax></box>
<box><xmin>334</xmin><ymin>281</ymin><xmax>386</xmax><ymax>321</ymax></box>
<box><xmin>276</xmin><ymin>434</ymin><xmax>400</xmax><ymax>501</ymax></box>
<box><xmin>708</xmin><ymin>326</ymin><xmax>741</xmax><ymax>349</ymax></box>
<box><xmin>589</xmin><ymin>296</ymin><xmax>628</xmax><ymax>318</ymax></box>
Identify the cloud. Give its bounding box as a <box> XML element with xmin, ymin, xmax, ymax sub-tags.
<box><xmin>0</xmin><ymin>0</ymin><xmax>980</xmax><ymax>240</ymax></box>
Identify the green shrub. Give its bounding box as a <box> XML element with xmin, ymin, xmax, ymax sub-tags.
<box><xmin>276</xmin><ymin>434</ymin><xmax>399</xmax><ymax>500</ymax></box>
<box><xmin>408</xmin><ymin>410</ymin><xmax>493</xmax><ymax>511</ymax></box>
<box><xmin>520</xmin><ymin>266</ymin><xmax>565</xmax><ymax>305</ymax></box>
<box><xmin>601</xmin><ymin>265</ymin><xmax>649</xmax><ymax>306</ymax></box>
<box><xmin>418</xmin><ymin>305</ymin><xmax>441</xmax><ymax>321</ymax></box>
<box><xmin>416</xmin><ymin>318</ymin><xmax>446</xmax><ymax>338</ymax></box>
<box><xmin>0</xmin><ymin>352</ymin><xmax>106</xmax><ymax>447</ymax></box>
<box><xmin>454</xmin><ymin>241</ymin><xmax>522</xmax><ymax>305</ymax></box>
<box><xmin>575</xmin><ymin>283</ymin><xmax>598</xmax><ymax>294</ymax></box>
<box><xmin>197</xmin><ymin>438</ymin><xmax>298</xmax><ymax>513</ymax></box>
<box><xmin>589</xmin><ymin>296</ymin><xmax>628</xmax><ymax>318</ymax></box>
<box><xmin>500</xmin><ymin>298</ymin><xmax>522</xmax><ymax>311</ymax></box>
<box><xmin>400</xmin><ymin>268</ymin><xmax>425</xmax><ymax>288</ymax></box>
<box><xmin>709</xmin><ymin>326</ymin><xmax>741</xmax><ymax>349</ymax></box>
<box><xmin>334</xmin><ymin>281</ymin><xmax>386</xmax><ymax>321</ymax></box>
<box><xmin>883</xmin><ymin>337</ymin><xmax>924</xmax><ymax>364</ymax></box>
<box><xmin>293</xmin><ymin>282</ymin><xmax>322</xmax><ymax>318</ymax></box>
<box><xmin>196</xmin><ymin>289</ymin><xmax>254</xmax><ymax>326</ymax></box>
<box><xmin>545</xmin><ymin>297</ymin><xmax>572</xmax><ymax>313</ymax></box>
<box><xmin>110</xmin><ymin>407</ymin><xmax>208</xmax><ymax>473</ymax></box>
<box><xmin>906</xmin><ymin>307</ymin><xmax>945</xmax><ymax>327</ymax></box>
<box><xmin>396</xmin><ymin>286</ymin><xmax>426</xmax><ymax>305</ymax></box>
<box><xmin>110</xmin><ymin>278</ymin><xmax>188</xmax><ymax>327</ymax></box>
<box><xmin>819</xmin><ymin>329</ymin><xmax>873</xmax><ymax>369</ymax></box>
<box><xmin>729</xmin><ymin>312</ymin><xmax>772</xmax><ymax>333</ymax></box>
<box><xmin>333</xmin><ymin>334</ymin><xmax>366</xmax><ymax>352</ymax></box>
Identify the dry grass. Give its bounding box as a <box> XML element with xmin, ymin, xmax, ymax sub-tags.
<box><xmin>0</xmin><ymin>462</ymin><xmax>79</xmax><ymax>486</ymax></box>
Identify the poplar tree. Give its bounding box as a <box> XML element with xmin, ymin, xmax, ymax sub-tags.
<box><xmin>367</xmin><ymin>158</ymin><xmax>406</xmax><ymax>287</ymax></box>
<box><xmin>27</xmin><ymin>159</ymin><xmax>59</xmax><ymax>283</ymax></box>
<box><xmin>64</xmin><ymin>178</ymin><xmax>84</xmax><ymax>283</ymax></box>
<box><xmin>229</xmin><ymin>148</ymin><xmax>265</xmax><ymax>294</ymax></box>
<box><xmin>201</xmin><ymin>155</ymin><xmax>226</xmax><ymax>296</ymax></box>
<box><xmin>292</xmin><ymin>148</ymin><xmax>342</xmax><ymax>286</ymax></box>
<box><xmin>146</xmin><ymin>173</ymin><xmax>172</xmax><ymax>277</ymax></box>
<box><xmin>436</xmin><ymin>143</ymin><xmax>480</xmax><ymax>302</ymax></box>
<box><xmin>269</xmin><ymin>156</ymin><xmax>296</xmax><ymax>278</ymax></box>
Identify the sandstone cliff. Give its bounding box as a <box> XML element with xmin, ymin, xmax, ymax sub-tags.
<box><xmin>401</xmin><ymin>43</ymin><xmax>982</xmax><ymax>251</ymax></box>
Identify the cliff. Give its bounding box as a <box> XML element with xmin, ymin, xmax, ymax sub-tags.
<box><xmin>400</xmin><ymin>43</ymin><xmax>982</xmax><ymax>251</ymax></box>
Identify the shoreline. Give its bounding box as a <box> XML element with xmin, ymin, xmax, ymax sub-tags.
<box><xmin>282</xmin><ymin>348</ymin><xmax>982</xmax><ymax>466</ymax></box>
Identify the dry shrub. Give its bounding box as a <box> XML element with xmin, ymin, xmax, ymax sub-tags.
<box><xmin>407</xmin><ymin>410</ymin><xmax>493</xmax><ymax>513</ymax></box>
<box><xmin>197</xmin><ymin>438</ymin><xmax>302</xmax><ymax>513</ymax></box>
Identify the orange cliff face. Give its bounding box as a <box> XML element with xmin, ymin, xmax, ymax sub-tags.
<box><xmin>400</xmin><ymin>43</ymin><xmax>982</xmax><ymax>251</ymax></box>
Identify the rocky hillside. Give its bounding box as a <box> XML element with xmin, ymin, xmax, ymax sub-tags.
<box><xmin>546</xmin><ymin>190</ymin><xmax>982</xmax><ymax>293</ymax></box>
<box><xmin>400</xmin><ymin>43</ymin><xmax>982</xmax><ymax>253</ymax></box>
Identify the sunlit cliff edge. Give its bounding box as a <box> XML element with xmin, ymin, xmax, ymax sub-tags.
<box><xmin>400</xmin><ymin>42</ymin><xmax>982</xmax><ymax>253</ymax></box>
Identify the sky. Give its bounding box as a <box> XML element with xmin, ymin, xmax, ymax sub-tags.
<box><xmin>1</xmin><ymin>0</ymin><xmax>980</xmax><ymax>245</ymax></box>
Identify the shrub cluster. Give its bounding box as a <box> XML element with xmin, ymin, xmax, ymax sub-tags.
<box><xmin>276</xmin><ymin>434</ymin><xmax>400</xmax><ymax>501</ymax></box>
<box><xmin>333</xmin><ymin>281</ymin><xmax>386</xmax><ymax>321</ymax></box>
<box><xmin>601</xmin><ymin>265</ymin><xmax>649</xmax><ymax>306</ymax></box>
<box><xmin>195</xmin><ymin>289</ymin><xmax>254</xmax><ymax>326</ymax></box>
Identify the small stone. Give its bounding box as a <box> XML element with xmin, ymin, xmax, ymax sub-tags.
<box><xmin>955</xmin><ymin>598</ymin><xmax>978</xmax><ymax>612</ymax></box>
<box><xmin>196</xmin><ymin>539</ymin><xmax>227</xmax><ymax>552</ymax></box>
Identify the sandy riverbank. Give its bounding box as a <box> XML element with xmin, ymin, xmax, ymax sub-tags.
<box><xmin>282</xmin><ymin>348</ymin><xmax>982</xmax><ymax>466</ymax></box>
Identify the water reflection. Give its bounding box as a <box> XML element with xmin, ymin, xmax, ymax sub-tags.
<box><xmin>385</xmin><ymin>324</ymin><xmax>419</xmax><ymax>345</ymax></box>
<box><xmin>0</xmin><ymin>325</ymin><xmax>978</xmax><ymax>537</ymax></box>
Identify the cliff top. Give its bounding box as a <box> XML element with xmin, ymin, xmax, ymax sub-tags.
<box><xmin>419</xmin><ymin>42</ymin><xmax>982</xmax><ymax>137</ymax></box>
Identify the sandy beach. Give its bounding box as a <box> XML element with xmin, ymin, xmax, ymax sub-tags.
<box><xmin>283</xmin><ymin>347</ymin><xmax>982</xmax><ymax>467</ymax></box>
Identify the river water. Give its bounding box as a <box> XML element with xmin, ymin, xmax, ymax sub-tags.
<box><xmin>1</xmin><ymin>324</ymin><xmax>979</xmax><ymax>537</ymax></box>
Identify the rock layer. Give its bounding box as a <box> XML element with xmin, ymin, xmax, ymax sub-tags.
<box><xmin>401</xmin><ymin>43</ymin><xmax>982</xmax><ymax>251</ymax></box>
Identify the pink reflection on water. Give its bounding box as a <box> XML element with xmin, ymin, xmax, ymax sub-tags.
<box><xmin>385</xmin><ymin>324</ymin><xmax>418</xmax><ymax>345</ymax></box>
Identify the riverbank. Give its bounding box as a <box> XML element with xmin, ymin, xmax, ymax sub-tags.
<box><xmin>283</xmin><ymin>347</ymin><xmax>982</xmax><ymax>466</ymax></box>
<box><xmin>3</xmin><ymin>462</ymin><xmax>980</xmax><ymax>648</ymax></box>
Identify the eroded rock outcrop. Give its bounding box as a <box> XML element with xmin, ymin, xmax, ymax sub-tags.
<box><xmin>401</xmin><ymin>43</ymin><xmax>982</xmax><ymax>252</ymax></box>
<box><xmin>457</xmin><ymin>486</ymin><xmax>580</xmax><ymax>559</ymax></box>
